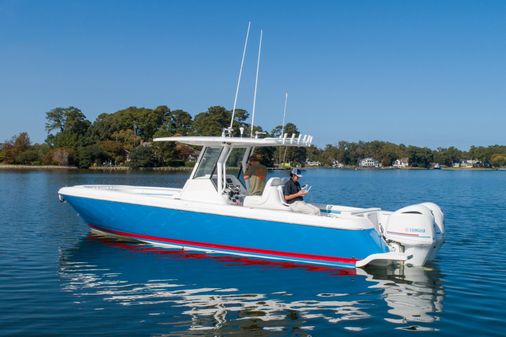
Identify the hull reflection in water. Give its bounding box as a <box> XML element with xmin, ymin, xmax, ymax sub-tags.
<box><xmin>358</xmin><ymin>267</ymin><xmax>444</xmax><ymax>329</ymax></box>
<box><xmin>59</xmin><ymin>233</ymin><xmax>445</xmax><ymax>334</ymax></box>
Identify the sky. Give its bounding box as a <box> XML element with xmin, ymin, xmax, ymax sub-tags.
<box><xmin>0</xmin><ymin>0</ymin><xmax>505</xmax><ymax>149</ymax></box>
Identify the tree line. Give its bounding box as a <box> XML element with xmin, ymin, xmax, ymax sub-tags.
<box><xmin>305</xmin><ymin>141</ymin><xmax>506</xmax><ymax>168</ymax></box>
<box><xmin>1</xmin><ymin>105</ymin><xmax>505</xmax><ymax>168</ymax></box>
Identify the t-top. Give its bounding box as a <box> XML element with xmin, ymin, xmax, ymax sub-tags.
<box><xmin>283</xmin><ymin>179</ymin><xmax>303</xmax><ymax>204</ymax></box>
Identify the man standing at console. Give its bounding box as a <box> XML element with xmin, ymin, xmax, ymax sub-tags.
<box><xmin>283</xmin><ymin>168</ymin><xmax>320</xmax><ymax>215</ymax></box>
<box><xmin>244</xmin><ymin>156</ymin><xmax>267</xmax><ymax>195</ymax></box>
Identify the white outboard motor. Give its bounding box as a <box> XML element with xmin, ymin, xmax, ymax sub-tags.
<box><xmin>383</xmin><ymin>203</ymin><xmax>445</xmax><ymax>266</ymax></box>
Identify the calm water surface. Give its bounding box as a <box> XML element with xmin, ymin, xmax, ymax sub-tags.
<box><xmin>0</xmin><ymin>169</ymin><xmax>505</xmax><ymax>336</ymax></box>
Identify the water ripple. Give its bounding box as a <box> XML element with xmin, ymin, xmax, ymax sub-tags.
<box><xmin>1</xmin><ymin>170</ymin><xmax>505</xmax><ymax>336</ymax></box>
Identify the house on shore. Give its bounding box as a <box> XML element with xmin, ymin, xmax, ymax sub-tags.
<box><xmin>453</xmin><ymin>159</ymin><xmax>491</xmax><ymax>168</ymax></box>
<box><xmin>305</xmin><ymin>160</ymin><xmax>321</xmax><ymax>167</ymax></box>
<box><xmin>393</xmin><ymin>158</ymin><xmax>409</xmax><ymax>168</ymax></box>
<box><xmin>453</xmin><ymin>159</ymin><xmax>482</xmax><ymax>168</ymax></box>
<box><xmin>359</xmin><ymin>158</ymin><xmax>380</xmax><ymax>168</ymax></box>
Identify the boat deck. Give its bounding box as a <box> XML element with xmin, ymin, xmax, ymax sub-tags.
<box><xmin>80</xmin><ymin>185</ymin><xmax>182</xmax><ymax>199</ymax></box>
<box><xmin>76</xmin><ymin>185</ymin><xmax>384</xmax><ymax>218</ymax></box>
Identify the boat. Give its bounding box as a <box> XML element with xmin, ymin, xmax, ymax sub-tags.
<box><xmin>58</xmin><ymin>133</ymin><xmax>445</xmax><ymax>269</ymax></box>
<box><xmin>58</xmin><ymin>25</ymin><xmax>445</xmax><ymax>269</ymax></box>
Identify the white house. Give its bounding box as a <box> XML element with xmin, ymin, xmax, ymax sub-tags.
<box><xmin>454</xmin><ymin>159</ymin><xmax>480</xmax><ymax>168</ymax></box>
<box><xmin>463</xmin><ymin>159</ymin><xmax>480</xmax><ymax>168</ymax></box>
<box><xmin>359</xmin><ymin>158</ymin><xmax>380</xmax><ymax>168</ymax></box>
<box><xmin>393</xmin><ymin>158</ymin><xmax>409</xmax><ymax>168</ymax></box>
<box><xmin>305</xmin><ymin>160</ymin><xmax>321</xmax><ymax>167</ymax></box>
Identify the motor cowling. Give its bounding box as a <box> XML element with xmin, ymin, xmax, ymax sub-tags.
<box><xmin>419</xmin><ymin>202</ymin><xmax>445</xmax><ymax>261</ymax></box>
<box><xmin>383</xmin><ymin>203</ymin><xmax>445</xmax><ymax>266</ymax></box>
<box><xmin>420</xmin><ymin>202</ymin><xmax>445</xmax><ymax>239</ymax></box>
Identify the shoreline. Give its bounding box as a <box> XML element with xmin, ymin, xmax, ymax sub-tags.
<box><xmin>294</xmin><ymin>166</ymin><xmax>500</xmax><ymax>171</ymax></box>
<box><xmin>88</xmin><ymin>166</ymin><xmax>193</xmax><ymax>172</ymax></box>
<box><xmin>0</xmin><ymin>164</ymin><xmax>193</xmax><ymax>172</ymax></box>
<box><xmin>0</xmin><ymin>164</ymin><xmax>78</xmax><ymax>170</ymax></box>
<box><xmin>0</xmin><ymin>164</ymin><xmax>502</xmax><ymax>172</ymax></box>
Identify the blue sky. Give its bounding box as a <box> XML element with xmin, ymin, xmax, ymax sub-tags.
<box><xmin>1</xmin><ymin>0</ymin><xmax>505</xmax><ymax>148</ymax></box>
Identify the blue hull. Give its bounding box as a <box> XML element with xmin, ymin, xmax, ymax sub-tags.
<box><xmin>65</xmin><ymin>196</ymin><xmax>389</xmax><ymax>268</ymax></box>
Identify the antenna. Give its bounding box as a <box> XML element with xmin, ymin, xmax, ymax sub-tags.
<box><xmin>229</xmin><ymin>21</ymin><xmax>251</xmax><ymax>131</ymax></box>
<box><xmin>250</xmin><ymin>29</ymin><xmax>263</xmax><ymax>138</ymax></box>
<box><xmin>281</xmin><ymin>91</ymin><xmax>288</xmax><ymax>137</ymax></box>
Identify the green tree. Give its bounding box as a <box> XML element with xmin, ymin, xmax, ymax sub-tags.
<box><xmin>161</xmin><ymin>109</ymin><xmax>193</xmax><ymax>136</ymax></box>
<box><xmin>98</xmin><ymin>140</ymin><xmax>125</xmax><ymax>165</ymax></box>
<box><xmin>48</xmin><ymin>147</ymin><xmax>76</xmax><ymax>166</ymax></box>
<box><xmin>336</xmin><ymin>141</ymin><xmax>352</xmax><ymax>164</ymax></box>
<box><xmin>78</xmin><ymin>144</ymin><xmax>110</xmax><ymax>168</ymax></box>
<box><xmin>30</xmin><ymin>143</ymin><xmax>51</xmax><ymax>165</ymax></box>
<box><xmin>151</xmin><ymin>109</ymin><xmax>194</xmax><ymax>165</ymax></box>
<box><xmin>151</xmin><ymin>126</ymin><xmax>177</xmax><ymax>166</ymax></box>
<box><xmin>192</xmin><ymin>106</ymin><xmax>249</xmax><ymax>136</ymax></box>
<box><xmin>46</xmin><ymin>107</ymin><xmax>90</xmax><ymax>134</ymax></box>
<box><xmin>407</xmin><ymin>146</ymin><xmax>433</xmax><ymax>168</ymax></box>
<box><xmin>434</xmin><ymin>146</ymin><xmax>462</xmax><ymax>166</ymax></box>
<box><xmin>16</xmin><ymin>149</ymin><xmax>39</xmax><ymax>165</ymax></box>
<box><xmin>89</xmin><ymin>106</ymin><xmax>167</xmax><ymax>142</ymax></box>
<box><xmin>491</xmin><ymin>154</ymin><xmax>506</xmax><ymax>167</ymax></box>
<box><xmin>2</xmin><ymin>132</ymin><xmax>31</xmax><ymax>164</ymax></box>
<box><xmin>45</xmin><ymin>107</ymin><xmax>91</xmax><ymax>148</ymax></box>
<box><xmin>379</xmin><ymin>142</ymin><xmax>401</xmax><ymax>167</ymax></box>
<box><xmin>128</xmin><ymin>145</ymin><xmax>156</xmax><ymax>169</ymax></box>
<box><xmin>320</xmin><ymin>144</ymin><xmax>338</xmax><ymax>166</ymax></box>
<box><xmin>306</xmin><ymin>145</ymin><xmax>322</xmax><ymax>162</ymax></box>
<box><xmin>0</xmin><ymin>145</ymin><xmax>4</xmax><ymax>163</ymax></box>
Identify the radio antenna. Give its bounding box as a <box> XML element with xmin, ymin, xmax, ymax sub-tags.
<box><xmin>280</xmin><ymin>91</ymin><xmax>288</xmax><ymax>137</ymax></box>
<box><xmin>229</xmin><ymin>21</ymin><xmax>251</xmax><ymax>131</ymax></box>
<box><xmin>250</xmin><ymin>29</ymin><xmax>263</xmax><ymax>138</ymax></box>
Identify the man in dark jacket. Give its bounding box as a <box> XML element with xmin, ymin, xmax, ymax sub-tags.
<box><xmin>283</xmin><ymin>168</ymin><xmax>320</xmax><ymax>215</ymax></box>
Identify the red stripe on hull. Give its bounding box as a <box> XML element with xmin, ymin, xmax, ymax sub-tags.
<box><xmin>387</xmin><ymin>230</ymin><xmax>423</xmax><ymax>237</ymax></box>
<box><xmin>88</xmin><ymin>224</ymin><xmax>358</xmax><ymax>265</ymax></box>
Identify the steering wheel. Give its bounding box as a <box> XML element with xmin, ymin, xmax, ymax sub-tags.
<box><xmin>224</xmin><ymin>183</ymin><xmax>242</xmax><ymax>204</ymax></box>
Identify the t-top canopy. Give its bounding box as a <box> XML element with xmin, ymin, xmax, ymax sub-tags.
<box><xmin>153</xmin><ymin>135</ymin><xmax>313</xmax><ymax>147</ymax></box>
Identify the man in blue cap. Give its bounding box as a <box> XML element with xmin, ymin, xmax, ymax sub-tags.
<box><xmin>283</xmin><ymin>168</ymin><xmax>320</xmax><ymax>215</ymax></box>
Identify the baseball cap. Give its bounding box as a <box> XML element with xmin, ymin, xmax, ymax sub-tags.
<box><xmin>290</xmin><ymin>168</ymin><xmax>303</xmax><ymax>177</ymax></box>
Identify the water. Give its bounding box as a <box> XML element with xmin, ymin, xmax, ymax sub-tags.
<box><xmin>0</xmin><ymin>169</ymin><xmax>505</xmax><ymax>336</ymax></box>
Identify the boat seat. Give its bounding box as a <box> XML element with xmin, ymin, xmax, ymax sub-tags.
<box><xmin>243</xmin><ymin>177</ymin><xmax>290</xmax><ymax>211</ymax></box>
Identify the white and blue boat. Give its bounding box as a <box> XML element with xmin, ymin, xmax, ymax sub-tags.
<box><xmin>59</xmin><ymin>24</ymin><xmax>445</xmax><ymax>269</ymax></box>
<box><xmin>58</xmin><ymin>134</ymin><xmax>445</xmax><ymax>269</ymax></box>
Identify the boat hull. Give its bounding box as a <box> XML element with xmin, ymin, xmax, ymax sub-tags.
<box><xmin>63</xmin><ymin>195</ymin><xmax>390</xmax><ymax>268</ymax></box>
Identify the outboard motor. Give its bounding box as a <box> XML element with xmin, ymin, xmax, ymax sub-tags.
<box><xmin>383</xmin><ymin>203</ymin><xmax>445</xmax><ymax>266</ymax></box>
